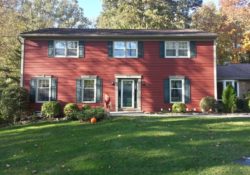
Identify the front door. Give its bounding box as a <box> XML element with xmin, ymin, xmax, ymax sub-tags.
<box><xmin>121</xmin><ymin>79</ymin><xmax>135</xmax><ymax>108</ymax></box>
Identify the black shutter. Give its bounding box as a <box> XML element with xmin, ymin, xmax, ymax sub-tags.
<box><xmin>50</xmin><ymin>78</ymin><xmax>57</xmax><ymax>101</ymax></box>
<box><xmin>79</xmin><ymin>40</ymin><xmax>84</xmax><ymax>58</ymax></box>
<box><xmin>164</xmin><ymin>79</ymin><xmax>170</xmax><ymax>103</ymax></box>
<box><xmin>138</xmin><ymin>41</ymin><xmax>144</xmax><ymax>58</ymax></box>
<box><xmin>160</xmin><ymin>41</ymin><xmax>165</xmax><ymax>58</ymax></box>
<box><xmin>185</xmin><ymin>78</ymin><xmax>191</xmax><ymax>103</ymax></box>
<box><xmin>96</xmin><ymin>78</ymin><xmax>103</xmax><ymax>102</ymax></box>
<box><xmin>48</xmin><ymin>40</ymin><xmax>54</xmax><ymax>57</ymax></box>
<box><xmin>190</xmin><ymin>41</ymin><xmax>197</xmax><ymax>58</ymax></box>
<box><xmin>108</xmin><ymin>41</ymin><xmax>113</xmax><ymax>57</ymax></box>
<box><xmin>30</xmin><ymin>79</ymin><xmax>37</xmax><ymax>102</ymax></box>
<box><xmin>76</xmin><ymin>79</ymin><xmax>82</xmax><ymax>103</ymax></box>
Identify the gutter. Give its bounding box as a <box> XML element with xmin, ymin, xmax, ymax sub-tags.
<box><xmin>19</xmin><ymin>36</ymin><xmax>25</xmax><ymax>87</ymax></box>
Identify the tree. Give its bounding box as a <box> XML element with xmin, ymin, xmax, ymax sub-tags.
<box><xmin>222</xmin><ymin>85</ymin><xmax>237</xmax><ymax>113</ymax></box>
<box><xmin>97</xmin><ymin>0</ymin><xmax>202</xmax><ymax>29</ymax></box>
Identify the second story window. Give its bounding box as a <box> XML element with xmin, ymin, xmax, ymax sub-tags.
<box><xmin>54</xmin><ymin>40</ymin><xmax>78</xmax><ymax>57</ymax></box>
<box><xmin>165</xmin><ymin>41</ymin><xmax>190</xmax><ymax>58</ymax></box>
<box><xmin>113</xmin><ymin>41</ymin><xmax>138</xmax><ymax>58</ymax></box>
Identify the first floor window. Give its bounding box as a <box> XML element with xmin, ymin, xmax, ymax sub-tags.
<box><xmin>82</xmin><ymin>79</ymin><xmax>96</xmax><ymax>102</ymax></box>
<box><xmin>165</xmin><ymin>41</ymin><xmax>190</xmax><ymax>58</ymax></box>
<box><xmin>170</xmin><ymin>79</ymin><xmax>184</xmax><ymax>103</ymax></box>
<box><xmin>54</xmin><ymin>40</ymin><xmax>78</xmax><ymax>57</ymax></box>
<box><xmin>36</xmin><ymin>78</ymin><xmax>51</xmax><ymax>102</ymax></box>
<box><xmin>113</xmin><ymin>41</ymin><xmax>138</xmax><ymax>57</ymax></box>
<box><xmin>217</xmin><ymin>80</ymin><xmax>239</xmax><ymax>100</ymax></box>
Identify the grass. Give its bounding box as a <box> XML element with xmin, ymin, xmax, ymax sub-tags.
<box><xmin>1</xmin><ymin>116</ymin><xmax>250</xmax><ymax>175</ymax></box>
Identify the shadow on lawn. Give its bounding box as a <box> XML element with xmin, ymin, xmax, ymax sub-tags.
<box><xmin>1</xmin><ymin>117</ymin><xmax>250</xmax><ymax>175</ymax></box>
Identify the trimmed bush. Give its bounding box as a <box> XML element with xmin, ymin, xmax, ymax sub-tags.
<box><xmin>236</xmin><ymin>99</ymin><xmax>249</xmax><ymax>112</ymax></box>
<box><xmin>0</xmin><ymin>85</ymin><xmax>29</xmax><ymax>123</ymax></box>
<box><xmin>64</xmin><ymin>103</ymin><xmax>79</xmax><ymax>120</ymax></box>
<box><xmin>248</xmin><ymin>99</ymin><xmax>250</xmax><ymax>111</ymax></box>
<box><xmin>222</xmin><ymin>85</ymin><xmax>237</xmax><ymax>113</ymax></box>
<box><xmin>199</xmin><ymin>96</ymin><xmax>216</xmax><ymax>112</ymax></box>
<box><xmin>93</xmin><ymin>107</ymin><xmax>106</xmax><ymax>120</ymax></box>
<box><xmin>41</xmin><ymin>101</ymin><xmax>62</xmax><ymax>118</ymax></box>
<box><xmin>82</xmin><ymin>104</ymin><xmax>91</xmax><ymax>110</ymax></box>
<box><xmin>172</xmin><ymin>103</ymin><xmax>186</xmax><ymax>113</ymax></box>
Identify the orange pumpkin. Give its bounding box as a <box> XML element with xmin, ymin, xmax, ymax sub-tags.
<box><xmin>90</xmin><ymin>117</ymin><xmax>97</xmax><ymax>124</ymax></box>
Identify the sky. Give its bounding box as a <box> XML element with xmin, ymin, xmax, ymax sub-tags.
<box><xmin>79</xmin><ymin>0</ymin><xmax>219</xmax><ymax>19</ymax></box>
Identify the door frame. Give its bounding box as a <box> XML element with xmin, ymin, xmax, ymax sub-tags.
<box><xmin>115</xmin><ymin>75</ymin><xmax>142</xmax><ymax>112</ymax></box>
<box><xmin>121</xmin><ymin>79</ymin><xmax>135</xmax><ymax>108</ymax></box>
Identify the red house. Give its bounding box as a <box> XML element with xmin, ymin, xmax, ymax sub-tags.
<box><xmin>20</xmin><ymin>28</ymin><xmax>217</xmax><ymax>112</ymax></box>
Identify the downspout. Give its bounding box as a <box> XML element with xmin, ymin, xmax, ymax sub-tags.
<box><xmin>18</xmin><ymin>36</ymin><xmax>25</xmax><ymax>87</ymax></box>
<box><xmin>213</xmin><ymin>40</ymin><xmax>217</xmax><ymax>100</ymax></box>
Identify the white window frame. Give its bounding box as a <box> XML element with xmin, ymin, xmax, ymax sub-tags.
<box><xmin>170</xmin><ymin>78</ymin><xmax>185</xmax><ymax>103</ymax></box>
<box><xmin>165</xmin><ymin>41</ymin><xmax>190</xmax><ymax>58</ymax></box>
<box><xmin>113</xmin><ymin>41</ymin><xmax>138</xmax><ymax>58</ymax></box>
<box><xmin>81</xmin><ymin>78</ymin><xmax>97</xmax><ymax>103</ymax></box>
<box><xmin>54</xmin><ymin>40</ymin><xmax>79</xmax><ymax>58</ymax></box>
<box><xmin>218</xmin><ymin>80</ymin><xmax>239</xmax><ymax>99</ymax></box>
<box><xmin>36</xmin><ymin>77</ymin><xmax>51</xmax><ymax>103</ymax></box>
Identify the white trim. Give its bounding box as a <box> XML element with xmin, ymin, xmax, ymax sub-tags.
<box><xmin>20</xmin><ymin>37</ymin><xmax>25</xmax><ymax>87</ymax></box>
<box><xmin>121</xmin><ymin>79</ymin><xmax>135</xmax><ymax>108</ymax></box>
<box><xmin>54</xmin><ymin>40</ymin><xmax>79</xmax><ymax>58</ymax></box>
<box><xmin>213</xmin><ymin>40</ymin><xmax>217</xmax><ymax>100</ymax></box>
<box><xmin>35</xmin><ymin>77</ymin><xmax>51</xmax><ymax>103</ymax></box>
<box><xmin>115</xmin><ymin>75</ymin><xmax>142</xmax><ymax>79</ymax></box>
<box><xmin>113</xmin><ymin>41</ymin><xmax>138</xmax><ymax>58</ymax></box>
<box><xmin>169</xmin><ymin>78</ymin><xmax>185</xmax><ymax>103</ymax></box>
<box><xmin>81</xmin><ymin>78</ymin><xmax>97</xmax><ymax>103</ymax></box>
<box><xmin>165</xmin><ymin>41</ymin><xmax>190</xmax><ymax>58</ymax></box>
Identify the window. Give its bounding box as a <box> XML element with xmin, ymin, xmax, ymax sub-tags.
<box><xmin>165</xmin><ymin>41</ymin><xmax>190</xmax><ymax>58</ymax></box>
<box><xmin>36</xmin><ymin>78</ymin><xmax>51</xmax><ymax>102</ymax></box>
<box><xmin>217</xmin><ymin>80</ymin><xmax>239</xmax><ymax>100</ymax></box>
<box><xmin>82</xmin><ymin>79</ymin><xmax>96</xmax><ymax>102</ymax></box>
<box><xmin>170</xmin><ymin>79</ymin><xmax>184</xmax><ymax>103</ymax></box>
<box><xmin>113</xmin><ymin>41</ymin><xmax>138</xmax><ymax>58</ymax></box>
<box><xmin>54</xmin><ymin>40</ymin><xmax>78</xmax><ymax>57</ymax></box>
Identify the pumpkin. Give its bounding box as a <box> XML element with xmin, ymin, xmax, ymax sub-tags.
<box><xmin>90</xmin><ymin>117</ymin><xmax>97</xmax><ymax>124</ymax></box>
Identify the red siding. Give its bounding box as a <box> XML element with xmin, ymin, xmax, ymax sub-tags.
<box><xmin>24</xmin><ymin>39</ymin><xmax>215</xmax><ymax>112</ymax></box>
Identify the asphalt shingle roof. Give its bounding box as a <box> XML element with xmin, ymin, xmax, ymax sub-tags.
<box><xmin>20</xmin><ymin>28</ymin><xmax>217</xmax><ymax>38</ymax></box>
<box><xmin>217</xmin><ymin>64</ymin><xmax>250</xmax><ymax>80</ymax></box>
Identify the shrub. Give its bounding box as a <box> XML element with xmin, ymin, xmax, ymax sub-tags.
<box><xmin>172</xmin><ymin>103</ymin><xmax>186</xmax><ymax>113</ymax></box>
<box><xmin>93</xmin><ymin>107</ymin><xmax>106</xmax><ymax>120</ymax></box>
<box><xmin>63</xmin><ymin>103</ymin><xmax>79</xmax><ymax>120</ymax></box>
<box><xmin>82</xmin><ymin>104</ymin><xmax>91</xmax><ymax>110</ymax></box>
<box><xmin>41</xmin><ymin>101</ymin><xmax>62</xmax><ymax>118</ymax></box>
<box><xmin>236</xmin><ymin>98</ymin><xmax>249</xmax><ymax>112</ymax></box>
<box><xmin>199</xmin><ymin>96</ymin><xmax>216</xmax><ymax>112</ymax></box>
<box><xmin>0</xmin><ymin>85</ymin><xmax>29</xmax><ymax>123</ymax></box>
<box><xmin>248</xmin><ymin>99</ymin><xmax>250</xmax><ymax>111</ymax></box>
<box><xmin>222</xmin><ymin>85</ymin><xmax>237</xmax><ymax>113</ymax></box>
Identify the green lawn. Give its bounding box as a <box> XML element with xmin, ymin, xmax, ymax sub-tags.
<box><xmin>1</xmin><ymin>117</ymin><xmax>250</xmax><ymax>175</ymax></box>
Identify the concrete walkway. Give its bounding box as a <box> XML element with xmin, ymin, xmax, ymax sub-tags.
<box><xmin>110</xmin><ymin>112</ymin><xmax>250</xmax><ymax>118</ymax></box>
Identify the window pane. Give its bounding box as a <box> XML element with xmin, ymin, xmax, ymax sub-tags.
<box><xmin>178</xmin><ymin>42</ymin><xmax>188</xmax><ymax>49</ymax></box>
<box><xmin>166</xmin><ymin>50</ymin><xmax>176</xmax><ymax>56</ymax></box>
<box><xmin>55</xmin><ymin>41</ymin><xmax>66</xmax><ymax>49</ymax></box>
<box><xmin>178</xmin><ymin>50</ymin><xmax>188</xmax><ymax>56</ymax></box>
<box><xmin>39</xmin><ymin>80</ymin><xmax>49</xmax><ymax>88</ymax></box>
<box><xmin>37</xmin><ymin>88</ymin><xmax>49</xmax><ymax>101</ymax></box>
<box><xmin>55</xmin><ymin>49</ymin><xmax>65</xmax><ymax>56</ymax></box>
<box><xmin>84</xmin><ymin>80</ymin><xmax>94</xmax><ymax>88</ymax></box>
<box><xmin>171</xmin><ymin>89</ymin><xmax>182</xmax><ymax>102</ymax></box>
<box><xmin>114</xmin><ymin>49</ymin><xmax>125</xmax><ymax>57</ymax></box>
<box><xmin>114</xmin><ymin>42</ymin><xmax>125</xmax><ymax>49</ymax></box>
<box><xmin>166</xmin><ymin>41</ymin><xmax>176</xmax><ymax>49</ymax></box>
<box><xmin>126</xmin><ymin>49</ymin><xmax>137</xmax><ymax>57</ymax></box>
<box><xmin>226</xmin><ymin>81</ymin><xmax>233</xmax><ymax>87</ymax></box>
<box><xmin>83</xmin><ymin>89</ymin><xmax>94</xmax><ymax>101</ymax></box>
<box><xmin>67</xmin><ymin>49</ymin><xmax>77</xmax><ymax>56</ymax></box>
<box><xmin>126</xmin><ymin>42</ymin><xmax>137</xmax><ymax>49</ymax></box>
<box><xmin>67</xmin><ymin>41</ymin><xmax>78</xmax><ymax>49</ymax></box>
<box><xmin>171</xmin><ymin>80</ymin><xmax>182</xmax><ymax>88</ymax></box>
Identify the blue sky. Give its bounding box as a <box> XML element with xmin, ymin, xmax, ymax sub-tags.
<box><xmin>79</xmin><ymin>0</ymin><xmax>219</xmax><ymax>19</ymax></box>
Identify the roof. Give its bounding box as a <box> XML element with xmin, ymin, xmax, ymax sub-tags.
<box><xmin>217</xmin><ymin>64</ymin><xmax>250</xmax><ymax>80</ymax></box>
<box><xmin>20</xmin><ymin>28</ymin><xmax>217</xmax><ymax>39</ymax></box>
